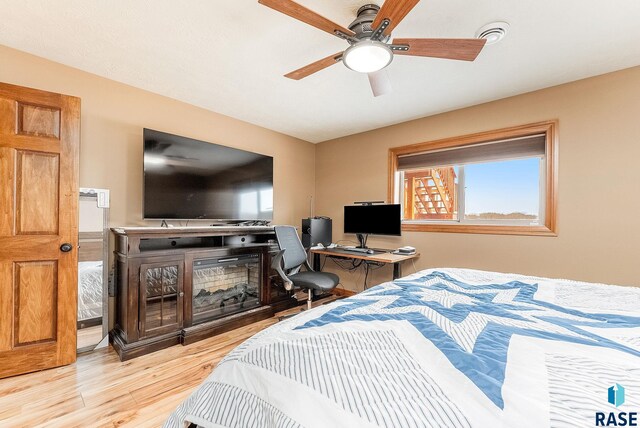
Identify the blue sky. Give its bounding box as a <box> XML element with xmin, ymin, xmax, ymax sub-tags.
<box><xmin>464</xmin><ymin>158</ymin><xmax>540</xmax><ymax>215</ymax></box>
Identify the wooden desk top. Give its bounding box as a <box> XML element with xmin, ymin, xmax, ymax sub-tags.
<box><xmin>309</xmin><ymin>248</ymin><xmax>419</xmax><ymax>264</ymax></box>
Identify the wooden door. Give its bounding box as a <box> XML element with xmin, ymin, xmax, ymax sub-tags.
<box><xmin>0</xmin><ymin>82</ymin><xmax>80</xmax><ymax>378</ymax></box>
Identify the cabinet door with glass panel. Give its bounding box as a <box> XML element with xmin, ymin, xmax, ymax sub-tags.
<box><xmin>139</xmin><ymin>257</ymin><xmax>184</xmax><ymax>338</ymax></box>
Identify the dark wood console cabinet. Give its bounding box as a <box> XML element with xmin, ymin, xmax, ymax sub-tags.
<box><xmin>110</xmin><ymin>226</ymin><xmax>291</xmax><ymax>360</ymax></box>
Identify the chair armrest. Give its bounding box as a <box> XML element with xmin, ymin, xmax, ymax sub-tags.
<box><xmin>271</xmin><ymin>250</ymin><xmax>294</xmax><ymax>291</ymax></box>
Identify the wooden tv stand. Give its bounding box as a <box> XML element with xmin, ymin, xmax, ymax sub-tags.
<box><xmin>110</xmin><ymin>226</ymin><xmax>291</xmax><ymax>360</ymax></box>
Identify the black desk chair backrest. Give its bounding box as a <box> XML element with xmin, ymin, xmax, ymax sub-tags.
<box><xmin>272</xmin><ymin>225</ymin><xmax>339</xmax><ymax>310</ymax></box>
<box><xmin>274</xmin><ymin>226</ymin><xmax>307</xmax><ymax>272</ymax></box>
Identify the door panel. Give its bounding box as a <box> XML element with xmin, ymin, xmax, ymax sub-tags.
<box><xmin>17</xmin><ymin>103</ymin><xmax>61</xmax><ymax>138</ymax></box>
<box><xmin>14</xmin><ymin>261</ymin><xmax>58</xmax><ymax>346</ymax></box>
<box><xmin>16</xmin><ymin>151</ymin><xmax>60</xmax><ymax>234</ymax></box>
<box><xmin>0</xmin><ymin>82</ymin><xmax>80</xmax><ymax>379</ymax></box>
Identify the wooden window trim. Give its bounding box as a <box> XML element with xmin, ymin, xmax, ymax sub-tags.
<box><xmin>388</xmin><ymin>120</ymin><xmax>558</xmax><ymax>236</ymax></box>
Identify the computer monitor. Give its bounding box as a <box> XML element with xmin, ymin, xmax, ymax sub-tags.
<box><xmin>344</xmin><ymin>204</ymin><xmax>401</xmax><ymax>247</ymax></box>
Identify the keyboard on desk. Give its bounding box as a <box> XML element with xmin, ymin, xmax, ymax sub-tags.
<box><xmin>341</xmin><ymin>247</ymin><xmax>375</xmax><ymax>255</ymax></box>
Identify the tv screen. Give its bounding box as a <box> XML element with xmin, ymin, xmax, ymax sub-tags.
<box><xmin>344</xmin><ymin>204</ymin><xmax>402</xmax><ymax>236</ymax></box>
<box><xmin>143</xmin><ymin>129</ymin><xmax>274</xmax><ymax>220</ymax></box>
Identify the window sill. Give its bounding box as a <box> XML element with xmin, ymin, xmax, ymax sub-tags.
<box><xmin>402</xmin><ymin>223</ymin><xmax>557</xmax><ymax>236</ymax></box>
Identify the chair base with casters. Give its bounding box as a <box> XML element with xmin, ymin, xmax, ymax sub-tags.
<box><xmin>272</xmin><ymin>226</ymin><xmax>340</xmax><ymax>317</ymax></box>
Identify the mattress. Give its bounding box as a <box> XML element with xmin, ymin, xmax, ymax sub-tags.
<box><xmin>78</xmin><ymin>260</ymin><xmax>103</xmax><ymax>321</ymax></box>
<box><xmin>164</xmin><ymin>268</ymin><xmax>640</xmax><ymax>427</ymax></box>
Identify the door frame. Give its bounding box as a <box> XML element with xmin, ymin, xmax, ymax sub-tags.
<box><xmin>78</xmin><ymin>188</ymin><xmax>110</xmax><ymax>353</ymax></box>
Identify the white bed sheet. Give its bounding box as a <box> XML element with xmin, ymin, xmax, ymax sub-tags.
<box><xmin>165</xmin><ymin>268</ymin><xmax>640</xmax><ymax>428</ymax></box>
<box><xmin>78</xmin><ymin>260</ymin><xmax>103</xmax><ymax>321</ymax></box>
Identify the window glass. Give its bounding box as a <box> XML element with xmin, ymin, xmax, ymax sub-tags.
<box><xmin>399</xmin><ymin>158</ymin><xmax>542</xmax><ymax>224</ymax></box>
<box><xmin>464</xmin><ymin>158</ymin><xmax>541</xmax><ymax>223</ymax></box>
<box><xmin>402</xmin><ymin>167</ymin><xmax>458</xmax><ymax>221</ymax></box>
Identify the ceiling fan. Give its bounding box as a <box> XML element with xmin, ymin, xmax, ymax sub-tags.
<box><xmin>258</xmin><ymin>0</ymin><xmax>487</xmax><ymax>96</ymax></box>
<box><xmin>258</xmin><ymin>0</ymin><xmax>486</xmax><ymax>97</ymax></box>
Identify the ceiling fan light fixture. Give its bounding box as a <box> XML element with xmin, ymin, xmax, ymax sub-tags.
<box><xmin>343</xmin><ymin>40</ymin><xmax>393</xmax><ymax>73</ymax></box>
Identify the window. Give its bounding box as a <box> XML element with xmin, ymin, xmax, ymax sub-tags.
<box><xmin>388</xmin><ymin>121</ymin><xmax>557</xmax><ymax>236</ymax></box>
<box><xmin>239</xmin><ymin>187</ymin><xmax>274</xmax><ymax>218</ymax></box>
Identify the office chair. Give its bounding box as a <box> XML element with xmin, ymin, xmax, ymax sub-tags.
<box><xmin>272</xmin><ymin>225</ymin><xmax>339</xmax><ymax>311</ymax></box>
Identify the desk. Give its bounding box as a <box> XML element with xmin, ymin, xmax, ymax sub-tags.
<box><xmin>310</xmin><ymin>248</ymin><xmax>419</xmax><ymax>280</ymax></box>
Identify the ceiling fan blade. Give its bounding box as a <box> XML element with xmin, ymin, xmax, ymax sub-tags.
<box><xmin>372</xmin><ymin>0</ymin><xmax>420</xmax><ymax>36</ymax></box>
<box><xmin>259</xmin><ymin>0</ymin><xmax>354</xmax><ymax>37</ymax></box>
<box><xmin>285</xmin><ymin>52</ymin><xmax>344</xmax><ymax>80</ymax></box>
<box><xmin>392</xmin><ymin>38</ymin><xmax>487</xmax><ymax>61</ymax></box>
<box><xmin>368</xmin><ymin>70</ymin><xmax>392</xmax><ymax>97</ymax></box>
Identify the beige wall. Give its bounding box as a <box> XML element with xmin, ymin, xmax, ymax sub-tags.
<box><xmin>1</xmin><ymin>44</ymin><xmax>317</xmax><ymax>332</ymax></box>
<box><xmin>0</xmin><ymin>44</ymin><xmax>316</xmax><ymax>228</ymax></box>
<box><xmin>316</xmin><ymin>66</ymin><xmax>640</xmax><ymax>290</ymax></box>
<box><xmin>3</xmin><ymin>43</ymin><xmax>638</xmax><ymax>293</ymax></box>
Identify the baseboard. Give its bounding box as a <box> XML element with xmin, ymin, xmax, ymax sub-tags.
<box><xmin>332</xmin><ymin>288</ymin><xmax>356</xmax><ymax>297</ymax></box>
<box><xmin>78</xmin><ymin>317</ymin><xmax>102</xmax><ymax>329</ymax></box>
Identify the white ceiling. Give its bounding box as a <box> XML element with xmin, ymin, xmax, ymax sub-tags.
<box><xmin>1</xmin><ymin>0</ymin><xmax>640</xmax><ymax>143</ymax></box>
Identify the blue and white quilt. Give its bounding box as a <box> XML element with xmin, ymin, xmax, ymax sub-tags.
<box><xmin>165</xmin><ymin>268</ymin><xmax>640</xmax><ymax>427</ymax></box>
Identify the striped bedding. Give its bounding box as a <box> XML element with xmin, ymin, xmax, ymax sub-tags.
<box><xmin>78</xmin><ymin>261</ymin><xmax>103</xmax><ymax>321</ymax></box>
<box><xmin>164</xmin><ymin>268</ymin><xmax>640</xmax><ymax>427</ymax></box>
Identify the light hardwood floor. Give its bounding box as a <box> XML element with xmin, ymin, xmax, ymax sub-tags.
<box><xmin>0</xmin><ymin>316</ymin><xmax>283</xmax><ymax>427</ymax></box>
<box><xmin>77</xmin><ymin>325</ymin><xmax>105</xmax><ymax>350</ymax></box>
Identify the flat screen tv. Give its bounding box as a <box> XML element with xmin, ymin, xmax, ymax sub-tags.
<box><xmin>344</xmin><ymin>204</ymin><xmax>402</xmax><ymax>236</ymax></box>
<box><xmin>143</xmin><ymin>129</ymin><xmax>274</xmax><ymax>220</ymax></box>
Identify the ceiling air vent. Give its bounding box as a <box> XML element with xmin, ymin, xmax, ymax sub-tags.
<box><xmin>476</xmin><ymin>22</ymin><xmax>509</xmax><ymax>45</ymax></box>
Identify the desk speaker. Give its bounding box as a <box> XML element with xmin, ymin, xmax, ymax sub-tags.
<box><xmin>302</xmin><ymin>217</ymin><xmax>332</xmax><ymax>248</ymax></box>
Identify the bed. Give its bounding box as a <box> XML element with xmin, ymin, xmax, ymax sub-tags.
<box><xmin>78</xmin><ymin>260</ymin><xmax>104</xmax><ymax>322</ymax></box>
<box><xmin>164</xmin><ymin>268</ymin><xmax>640</xmax><ymax>428</ymax></box>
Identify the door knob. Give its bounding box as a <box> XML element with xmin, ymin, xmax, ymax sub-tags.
<box><xmin>60</xmin><ymin>243</ymin><xmax>73</xmax><ymax>252</ymax></box>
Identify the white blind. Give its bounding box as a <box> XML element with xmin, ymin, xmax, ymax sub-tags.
<box><xmin>397</xmin><ymin>134</ymin><xmax>546</xmax><ymax>171</ymax></box>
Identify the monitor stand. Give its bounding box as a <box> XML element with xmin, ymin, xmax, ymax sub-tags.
<box><xmin>356</xmin><ymin>233</ymin><xmax>369</xmax><ymax>249</ymax></box>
